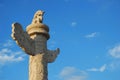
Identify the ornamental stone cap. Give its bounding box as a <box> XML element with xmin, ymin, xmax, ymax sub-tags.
<box><xmin>26</xmin><ymin>10</ymin><xmax>50</xmax><ymax>39</ymax></box>
<box><xmin>26</xmin><ymin>23</ymin><xmax>50</xmax><ymax>39</ymax></box>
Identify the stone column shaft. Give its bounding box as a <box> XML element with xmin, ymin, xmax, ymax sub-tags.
<box><xmin>29</xmin><ymin>54</ymin><xmax>48</xmax><ymax>80</ymax></box>
<box><xmin>29</xmin><ymin>34</ymin><xmax>48</xmax><ymax>80</ymax></box>
<box><xmin>11</xmin><ymin>10</ymin><xmax>60</xmax><ymax>80</ymax></box>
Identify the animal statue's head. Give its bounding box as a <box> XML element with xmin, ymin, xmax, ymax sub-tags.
<box><xmin>32</xmin><ymin>10</ymin><xmax>44</xmax><ymax>24</ymax></box>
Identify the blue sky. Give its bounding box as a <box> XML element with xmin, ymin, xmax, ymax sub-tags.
<box><xmin>0</xmin><ymin>0</ymin><xmax>120</xmax><ymax>80</ymax></box>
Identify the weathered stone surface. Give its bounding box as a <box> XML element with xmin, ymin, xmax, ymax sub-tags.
<box><xmin>11</xmin><ymin>10</ymin><xmax>60</xmax><ymax>80</ymax></box>
<box><xmin>11</xmin><ymin>23</ymin><xmax>35</xmax><ymax>55</ymax></box>
<box><xmin>47</xmin><ymin>48</ymin><xmax>60</xmax><ymax>63</ymax></box>
<box><xmin>29</xmin><ymin>53</ymin><xmax>48</xmax><ymax>80</ymax></box>
<box><xmin>26</xmin><ymin>11</ymin><xmax>50</xmax><ymax>40</ymax></box>
<box><xmin>32</xmin><ymin>10</ymin><xmax>44</xmax><ymax>24</ymax></box>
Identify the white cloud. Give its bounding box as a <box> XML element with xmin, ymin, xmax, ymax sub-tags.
<box><xmin>0</xmin><ymin>54</ymin><xmax>23</xmax><ymax>62</ymax></box>
<box><xmin>0</xmin><ymin>48</ymin><xmax>24</xmax><ymax>64</ymax></box>
<box><xmin>108</xmin><ymin>44</ymin><xmax>120</xmax><ymax>70</ymax></box>
<box><xmin>0</xmin><ymin>40</ymin><xmax>26</xmax><ymax>65</ymax></box>
<box><xmin>59</xmin><ymin>67</ymin><xmax>87</xmax><ymax>80</ymax></box>
<box><xmin>109</xmin><ymin>44</ymin><xmax>120</xmax><ymax>58</ymax></box>
<box><xmin>85</xmin><ymin>32</ymin><xmax>98</xmax><ymax>38</ymax></box>
<box><xmin>87</xmin><ymin>64</ymin><xmax>106</xmax><ymax>72</ymax></box>
<box><xmin>71</xmin><ymin>22</ymin><xmax>77</xmax><ymax>27</ymax></box>
<box><xmin>48</xmin><ymin>40</ymin><xmax>57</xmax><ymax>50</ymax></box>
<box><xmin>100</xmin><ymin>64</ymin><xmax>106</xmax><ymax>72</ymax></box>
<box><xmin>0</xmin><ymin>48</ymin><xmax>11</xmax><ymax>54</ymax></box>
<box><xmin>3</xmin><ymin>40</ymin><xmax>13</xmax><ymax>47</ymax></box>
<box><xmin>109</xmin><ymin>60</ymin><xmax>120</xmax><ymax>70</ymax></box>
<box><xmin>60</xmin><ymin>67</ymin><xmax>76</xmax><ymax>77</ymax></box>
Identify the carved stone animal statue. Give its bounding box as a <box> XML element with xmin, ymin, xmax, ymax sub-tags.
<box><xmin>32</xmin><ymin>10</ymin><xmax>44</xmax><ymax>24</ymax></box>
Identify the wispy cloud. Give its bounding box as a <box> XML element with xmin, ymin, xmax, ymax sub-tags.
<box><xmin>109</xmin><ymin>44</ymin><xmax>120</xmax><ymax>58</ymax></box>
<box><xmin>87</xmin><ymin>64</ymin><xmax>106</xmax><ymax>72</ymax></box>
<box><xmin>107</xmin><ymin>44</ymin><xmax>120</xmax><ymax>70</ymax></box>
<box><xmin>3</xmin><ymin>40</ymin><xmax>14</xmax><ymax>47</ymax></box>
<box><xmin>109</xmin><ymin>60</ymin><xmax>120</xmax><ymax>70</ymax></box>
<box><xmin>85</xmin><ymin>32</ymin><xmax>98</xmax><ymax>38</ymax></box>
<box><xmin>71</xmin><ymin>22</ymin><xmax>77</xmax><ymax>27</ymax></box>
<box><xmin>0</xmin><ymin>40</ymin><xmax>25</xmax><ymax>65</ymax></box>
<box><xmin>59</xmin><ymin>66</ymin><xmax>87</xmax><ymax>80</ymax></box>
<box><xmin>0</xmin><ymin>48</ymin><xmax>24</xmax><ymax>64</ymax></box>
<box><xmin>48</xmin><ymin>40</ymin><xmax>57</xmax><ymax>50</ymax></box>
